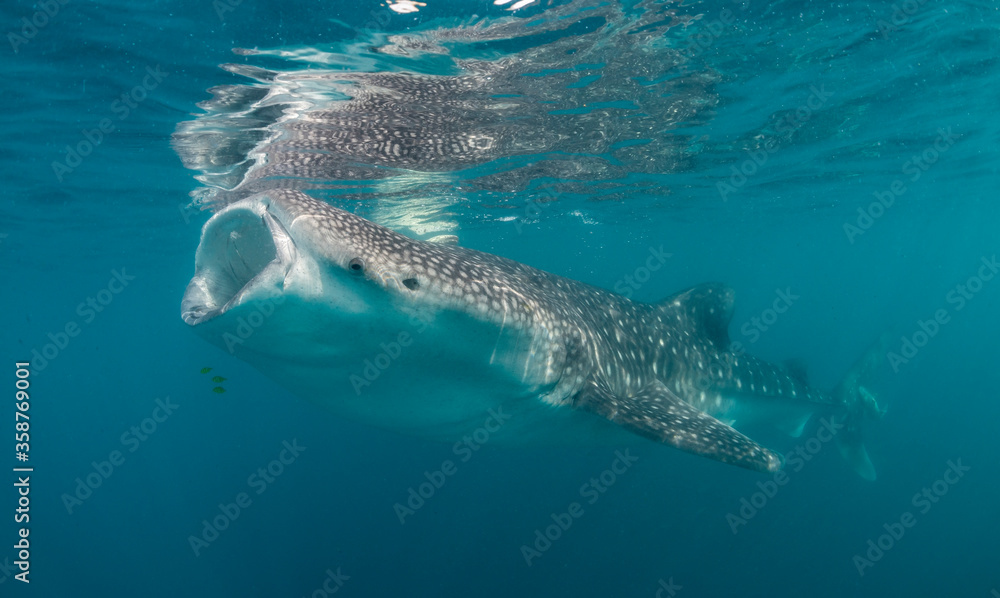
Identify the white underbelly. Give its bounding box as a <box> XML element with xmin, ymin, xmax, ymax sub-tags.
<box><xmin>191</xmin><ymin>295</ymin><xmax>621</xmax><ymax>443</ymax></box>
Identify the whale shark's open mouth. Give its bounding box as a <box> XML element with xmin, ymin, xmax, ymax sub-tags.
<box><xmin>181</xmin><ymin>202</ymin><xmax>296</xmax><ymax>326</ymax></box>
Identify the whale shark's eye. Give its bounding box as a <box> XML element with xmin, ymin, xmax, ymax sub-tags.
<box><xmin>402</xmin><ymin>278</ymin><xmax>419</xmax><ymax>291</ymax></box>
<box><xmin>348</xmin><ymin>258</ymin><xmax>365</xmax><ymax>274</ymax></box>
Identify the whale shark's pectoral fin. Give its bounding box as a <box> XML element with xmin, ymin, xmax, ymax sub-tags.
<box><xmin>574</xmin><ymin>379</ymin><xmax>783</xmax><ymax>473</ymax></box>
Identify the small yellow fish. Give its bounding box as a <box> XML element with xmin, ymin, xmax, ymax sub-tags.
<box><xmin>211</xmin><ymin>376</ymin><xmax>227</xmax><ymax>383</ymax></box>
<box><xmin>212</xmin><ymin>386</ymin><xmax>226</xmax><ymax>394</ymax></box>
<box><xmin>200</xmin><ymin>367</ymin><xmax>212</xmax><ymax>374</ymax></box>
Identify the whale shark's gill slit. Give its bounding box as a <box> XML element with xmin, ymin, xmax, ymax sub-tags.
<box><xmin>490</xmin><ymin>303</ymin><xmax>509</xmax><ymax>366</ymax></box>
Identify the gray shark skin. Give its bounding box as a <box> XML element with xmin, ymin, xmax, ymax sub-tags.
<box><xmin>182</xmin><ymin>190</ymin><xmax>883</xmax><ymax>477</ymax></box>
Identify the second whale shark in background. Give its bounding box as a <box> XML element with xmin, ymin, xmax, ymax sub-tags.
<box><xmin>181</xmin><ymin>190</ymin><xmax>887</xmax><ymax>479</ymax></box>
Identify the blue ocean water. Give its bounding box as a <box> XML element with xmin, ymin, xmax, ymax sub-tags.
<box><xmin>2</xmin><ymin>0</ymin><xmax>999</xmax><ymax>596</ymax></box>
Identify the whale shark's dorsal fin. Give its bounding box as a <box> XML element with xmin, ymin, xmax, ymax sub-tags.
<box><xmin>426</xmin><ymin>234</ymin><xmax>459</xmax><ymax>245</ymax></box>
<box><xmin>782</xmin><ymin>359</ymin><xmax>810</xmax><ymax>385</ymax></box>
<box><xmin>656</xmin><ymin>283</ymin><xmax>735</xmax><ymax>348</ymax></box>
<box><xmin>573</xmin><ymin>378</ymin><xmax>783</xmax><ymax>473</ymax></box>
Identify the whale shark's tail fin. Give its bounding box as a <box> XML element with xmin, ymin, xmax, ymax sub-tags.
<box><xmin>831</xmin><ymin>334</ymin><xmax>891</xmax><ymax>481</ymax></box>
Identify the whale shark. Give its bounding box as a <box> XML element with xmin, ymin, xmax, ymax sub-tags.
<box><xmin>181</xmin><ymin>189</ymin><xmax>885</xmax><ymax>477</ymax></box>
